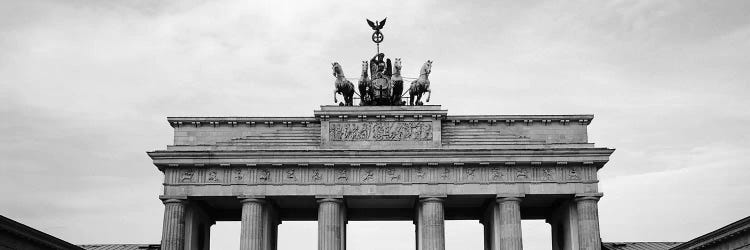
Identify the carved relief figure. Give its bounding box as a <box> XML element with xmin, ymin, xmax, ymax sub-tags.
<box><xmin>286</xmin><ymin>169</ymin><xmax>297</xmax><ymax>182</ymax></box>
<box><xmin>385</xmin><ymin>168</ymin><xmax>400</xmax><ymax>181</ymax></box>
<box><xmin>207</xmin><ymin>171</ymin><xmax>218</xmax><ymax>182</ymax></box>
<box><xmin>329</xmin><ymin>122</ymin><xmax>432</xmax><ymax>141</ymax></box>
<box><xmin>465</xmin><ymin>167</ymin><xmax>476</xmax><ymax>179</ymax></box>
<box><xmin>181</xmin><ymin>170</ymin><xmax>194</xmax><ymax>183</ymax></box>
<box><xmin>312</xmin><ymin>169</ymin><xmax>322</xmax><ymax>182</ymax></box>
<box><xmin>234</xmin><ymin>169</ymin><xmax>243</xmax><ymax>181</ymax></box>
<box><xmin>259</xmin><ymin>168</ymin><xmax>270</xmax><ymax>182</ymax></box>
<box><xmin>337</xmin><ymin>168</ymin><xmax>348</xmax><ymax>181</ymax></box>
<box><xmin>490</xmin><ymin>167</ymin><xmax>502</xmax><ymax>181</ymax></box>
<box><xmin>543</xmin><ymin>168</ymin><xmax>554</xmax><ymax>181</ymax></box>
<box><xmin>362</xmin><ymin>169</ymin><xmax>375</xmax><ymax>182</ymax></box>
<box><xmin>415</xmin><ymin>167</ymin><xmax>425</xmax><ymax>179</ymax></box>
<box><xmin>516</xmin><ymin>169</ymin><xmax>528</xmax><ymax>180</ymax></box>
<box><xmin>441</xmin><ymin>167</ymin><xmax>450</xmax><ymax>180</ymax></box>
<box><xmin>568</xmin><ymin>169</ymin><xmax>581</xmax><ymax>180</ymax></box>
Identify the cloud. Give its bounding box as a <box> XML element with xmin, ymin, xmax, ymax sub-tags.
<box><xmin>1</xmin><ymin>0</ymin><xmax>749</xmax><ymax>249</ymax></box>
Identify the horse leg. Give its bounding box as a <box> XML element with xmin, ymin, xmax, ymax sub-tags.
<box><xmin>334</xmin><ymin>89</ymin><xmax>338</xmax><ymax>104</ymax></box>
<box><xmin>426</xmin><ymin>89</ymin><xmax>431</xmax><ymax>102</ymax></box>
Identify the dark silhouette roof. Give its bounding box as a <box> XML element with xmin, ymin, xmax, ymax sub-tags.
<box><xmin>603</xmin><ymin>242</ymin><xmax>683</xmax><ymax>250</ymax></box>
<box><xmin>79</xmin><ymin>244</ymin><xmax>160</xmax><ymax>250</ymax></box>
<box><xmin>0</xmin><ymin>215</ymin><xmax>84</xmax><ymax>250</ymax></box>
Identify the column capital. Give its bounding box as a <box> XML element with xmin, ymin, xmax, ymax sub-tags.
<box><xmin>419</xmin><ymin>194</ymin><xmax>447</xmax><ymax>203</ymax></box>
<box><xmin>239</xmin><ymin>195</ymin><xmax>267</xmax><ymax>204</ymax></box>
<box><xmin>575</xmin><ymin>193</ymin><xmax>603</xmax><ymax>202</ymax></box>
<box><xmin>496</xmin><ymin>193</ymin><xmax>524</xmax><ymax>202</ymax></box>
<box><xmin>496</xmin><ymin>197</ymin><xmax>523</xmax><ymax>203</ymax></box>
<box><xmin>315</xmin><ymin>195</ymin><xmax>344</xmax><ymax>199</ymax></box>
<box><xmin>419</xmin><ymin>197</ymin><xmax>445</xmax><ymax>203</ymax></box>
<box><xmin>317</xmin><ymin>197</ymin><xmax>344</xmax><ymax>204</ymax></box>
<box><xmin>159</xmin><ymin>195</ymin><xmax>187</xmax><ymax>204</ymax></box>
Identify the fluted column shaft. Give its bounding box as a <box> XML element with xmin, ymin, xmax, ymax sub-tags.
<box><xmin>318</xmin><ymin>198</ymin><xmax>345</xmax><ymax>250</ymax></box>
<box><xmin>241</xmin><ymin>198</ymin><xmax>266</xmax><ymax>250</ymax></box>
<box><xmin>419</xmin><ymin>197</ymin><xmax>445</xmax><ymax>250</ymax></box>
<box><xmin>161</xmin><ymin>199</ymin><xmax>187</xmax><ymax>250</ymax></box>
<box><xmin>491</xmin><ymin>197</ymin><xmax>523</xmax><ymax>250</ymax></box>
<box><xmin>575</xmin><ymin>196</ymin><xmax>602</xmax><ymax>250</ymax></box>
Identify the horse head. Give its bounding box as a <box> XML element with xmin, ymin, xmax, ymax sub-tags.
<box><xmin>394</xmin><ymin>58</ymin><xmax>402</xmax><ymax>74</ymax></box>
<box><xmin>332</xmin><ymin>62</ymin><xmax>343</xmax><ymax>78</ymax></box>
<box><xmin>361</xmin><ymin>61</ymin><xmax>369</xmax><ymax>76</ymax></box>
<box><xmin>420</xmin><ymin>60</ymin><xmax>432</xmax><ymax>76</ymax></box>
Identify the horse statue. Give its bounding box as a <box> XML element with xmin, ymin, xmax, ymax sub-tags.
<box><xmin>391</xmin><ymin>58</ymin><xmax>404</xmax><ymax>105</ymax></box>
<box><xmin>332</xmin><ymin>62</ymin><xmax>354</xmax><ymax>106</ymax></box>
<box><xmin>408</xmin><ymin>60</ymin><xmax>432</xmax><ymax>105</ymax></box>
<box><xmin>358</xmin><ymin>61</ymin><xmax>372</xmax><ymax>106</ymax></box>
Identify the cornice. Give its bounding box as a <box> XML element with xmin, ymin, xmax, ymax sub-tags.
<box><xmin>147</xmin><ymin>147</ymin><xmax>615</xmax><ymax>170</ymax></box>
<box><xmin>446</xmin><ymin>114</ymin><xmax>594</xmax><ymax>125</ymax></box>
<box><xmin>164</xmin><ymin>114</ymin><xmax>594</xmax><ymax>127</ymax></box>
<box><xmin>167</xmin><ymin>117</ymin><xmax>317</xmax><ymax>128</ymax></box>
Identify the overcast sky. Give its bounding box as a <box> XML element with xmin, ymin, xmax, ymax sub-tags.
<box><xmin>1</xmin><ymin>0</ymin><xmax>749</xmax><ymax>249</ymax></box>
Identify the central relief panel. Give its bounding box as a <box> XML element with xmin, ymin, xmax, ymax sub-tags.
<box><xmin>329</xmin><ymin>121</ymin><xmax>432</xmax><ymax>141</ymax></box>
<box><xmin>321</xmin><ymin>119</ymin><xmax>442</xmax><ymax>148</ymax></box>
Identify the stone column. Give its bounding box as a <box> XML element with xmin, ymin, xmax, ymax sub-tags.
<box><xmin>419</xmin><ymin>197</ymin><xmax>445</xmax><ymax>250</ymax></box>
<box><xmin>490</xmin><ymin>196</ymin><xmax>523</xmax><ymax>250</ymax></box>
<box><xmin>575</xmin><ymin>194</ymin><xmax>602</xmax><ymax>250</ymax></box>
<box><xmin>318</xmin><ymin>197</ymin><xmax>345</xmax><ymax>250</ymax></box>
<box><xmin>161</xmin><ymin>198</ymin><xmax>187</xmax><ymax>250</ymax></box>
<box><xmin>414</xmin><ymin>202</ymin><xmax>423</xmax><ymax>250</ymax></box>
<box><xmin>262</xmin><ymin>202</ymin><xmax>280</xmax><ymax>250</ymax></box>
<box><xmin>240</xmin><ymin>198</ymin><xmax>266</xmax><ymax>250</ymax></box>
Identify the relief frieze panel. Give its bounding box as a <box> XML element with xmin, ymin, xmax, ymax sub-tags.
<box><xmin>165</xmin><ymin>165</ymin><xmax>597</xmax><ymax>185</ymax></box>
<box><xmin>329</xmin><ymin>122</ymin><xmax>433</xmax><ymax>141</ymax></box>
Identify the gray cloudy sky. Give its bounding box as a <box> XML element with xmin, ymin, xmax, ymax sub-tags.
<box><xmin>1</xmin><ymin>0</ymin><xmax>749</xmax><ymax>249</ymax></box>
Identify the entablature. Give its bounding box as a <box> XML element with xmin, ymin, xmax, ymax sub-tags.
<box><xmin>148</xmin><ymin>148</ymin><xmax>614</xmax><ymax>171</ymax></box>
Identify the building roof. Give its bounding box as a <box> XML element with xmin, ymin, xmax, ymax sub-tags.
<box><xmin>602</xmin><ymin>242</ymin><xmax>683</xmax><ymax>250</ymax></box>
<box><xmin>79</xmin><ymin>244</ymin><xmax>160</xmax><ymax>250</ymax></box>
<box><xmin>0</xmin><ymin>215</ymin><xmax>84</xmax><ymax>250</ymax></box>
<box><xmin>669</xmin><ymin>216</ymin><xmax>750</xmax><ymax>250</ymax></box>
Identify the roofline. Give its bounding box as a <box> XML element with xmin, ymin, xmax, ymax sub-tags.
<box><xmin>0</xmin><ymin>215</ymin><xmax>84</xmax><ymax>250</ymax></box>
<box><xmin>670</xmin><ymin>216</ymin><xmax>750</xmax><ymax>250</ymax></box>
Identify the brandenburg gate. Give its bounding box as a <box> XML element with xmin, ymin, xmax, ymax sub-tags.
<box><xmin>148</xmin><ymin>105</ymin><xmax>614</xmax><ymax>250</ymax></box>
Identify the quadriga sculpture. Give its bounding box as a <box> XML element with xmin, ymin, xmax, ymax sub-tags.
<box><xmin>408</xmin><ymin>60</ymin><xmax>432</xmax><ymax>105</ymax></box>
<box><xmin>332</xmin><ymin>62</ymin><xmax>355</xmax><ymax>106</ymax></box>
<box><xmin>358</xmin><ymin>61</ymin><xmax>372</xmax><ymax>106</ymax></box>
<box><xmin>391</xmin><ymin>58</ymin><xmax>404</xmax><ymax>105</ymax></box>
